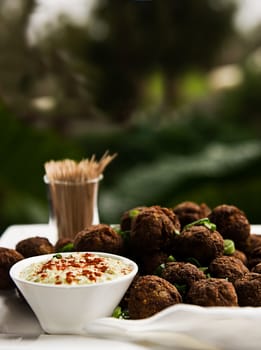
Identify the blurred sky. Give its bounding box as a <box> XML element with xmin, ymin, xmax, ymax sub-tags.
<box><xmin>235</xmin><ymin>0</ymin><xmax>261</xmax><ymax>32</ymax></box>
<box><xmin>27</xmin><ymin>0</ymin><xmax>96</xmax><ymax>44</ymax></box>
<box><xmin>26</xmin><ymin>0</ymin><xmax>261</xmax><ymax>45</ymax></box>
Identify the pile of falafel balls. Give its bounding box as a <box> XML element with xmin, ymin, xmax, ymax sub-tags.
<box><xmin>2</xmin><ymin>201</ymin><xmax>261</xmax><ymax>320</ymax></box>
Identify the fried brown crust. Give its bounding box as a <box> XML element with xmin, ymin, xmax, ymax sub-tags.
<box><xmin>16</xmin><ymin>236</ymin><xmax>54</xmax><ymax>258</ymax></box>
<box><xmin>208</xmin><ymin>204</ymin><xmax>250</xmax><ymax>246</ymax></box>
<box><xmin>173</xmin><ymin>201</ymin><xmax>211</xmax><ymax>228</ymax></box>
<box><xmin>130</xmin><ymin>206</ymin><xmax>181</xmax><ymax>255</ymax></box>
<box><xmin>235</xmin><ymin>272</ymin><xmax>261</xmax><ymax>306</ymax></box>
<box><xmin>128</xmin><ymin>275</ymin><xmax>182</xmax><ymax>319</ymax></box>
<box><xmin>74</xmin><ymin>224</ymin><xmax>124</xmax><ymax>254</ymax></box>
<box><xmin>208</xmin><ymin>256</ymin><xmax>249</xmax><ymax>284</ymax></box>
<box><xmin>174</xmin><ymin>225</ymin><xmax>224</xmax><ymax>265</ymax></box>
<box><xmin>186</xmin><ymin>278</ymin><xmax>238</xmax><ymax>306</ymax></box>
<box><xmin>0</xmin><ymin>248</ymin><xmax>24</xmax><ymax>289</ymax></box>
<box><xmin>161</xmin><ymin>261</ymin><xmax>206</xmax><ymax>287</ymax></box>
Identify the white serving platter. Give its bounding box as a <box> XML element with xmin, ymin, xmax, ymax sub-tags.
<box><xmin>1</xmin><ymin>224</ymin><xmax>261</xmax><ymax>350</ymax></box>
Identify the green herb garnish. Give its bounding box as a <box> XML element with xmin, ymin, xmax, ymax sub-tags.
<box><xmin>119</xmin><ymin>230</ymin><xmax>131</xmax><ymax>242</ymax></box>
<box><xmin>167</xmin><ymin>255</ymin><xmax>176</xmax><ymax>262</ymax></box>
<box><xmin>129</xmin><ymin>209</ymin><xmax>140</xmax><ymax>219</ymax></box>
<box><xmin>110</xmin><ymin>224</ymin><xmax>121</xmax><ymax>233</ymax></box>
<box><xmin>154</xmin><ymin>263</ymin><xmax>166</xmax><ymax>276</ymax></box>
<box><xmin>198</xmin><ymin>266</ymin><xmax>208</xmax><ymax>273</ymax></box>
<box><xmin>112</xmin><ymin>306</ymin><xmax>122</xmax><ymax>318</ymax></box>
<box><xmin>111</xmin><ymin>224</ymin><xmax>130</xmax><ymax>242</ymax></box>
<box><xmin>183</xmin><ymin>218</ymin><xmax>216</xmax><ymax>231</ymax></box>
<box><xmin>198</xmin><ymin>266</ymin><xmax>211</xmax><ymax>277</ymax></box>
<box><xmin>53</xmin><ymin>253</ymin><xmax>62</xmax><ymax>259</ymax></box>
<box><xmin>112</xmin><ymin>306</ymin><xmax>130</xmax><ymax>319</ymax></box>
<box><xmin>57</xmin><ymin>242</ymin><xmax>74</xmax><ymax>253</ymax></box>
<box><xmin>186</xmin><ymin>257</ymin><xmax>201</xmax><ymax>267</ymax></box>
<box><xmin>224</xmin><ymin>239</ymin><xmax>235</xmax><ymax>255</ymax></box>
<box><xmin>174</xmin><ymin>283</ymin><xmax>187</xmax><ymax>295</ymax></box>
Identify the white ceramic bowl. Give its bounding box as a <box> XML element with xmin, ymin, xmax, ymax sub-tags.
<box><xmin>10</xmin><ymin>252</ymin><xmax>138</xmax><ymax>334</ymax></box>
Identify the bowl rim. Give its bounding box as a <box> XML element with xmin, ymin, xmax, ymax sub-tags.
<box><xmin>9</xmin><ymin>251</ymin><xmax>138</xmax><ymax>289</ymax></box>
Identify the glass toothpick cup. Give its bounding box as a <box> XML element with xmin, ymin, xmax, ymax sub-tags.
<box><xmin>44</xmin><ymin>174</ymin><xmax>103</xmax><ymax>240</ymax></box>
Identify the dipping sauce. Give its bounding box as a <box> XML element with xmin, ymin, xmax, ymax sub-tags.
<box><xmin>19</xmin><ymin>252</ymin><xmax>133</xmax><ymax>285</ymax></box>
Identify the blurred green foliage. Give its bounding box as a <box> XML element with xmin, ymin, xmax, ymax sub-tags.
<box><xmin>30</xmin><ymin>0</ymin><xmax>235</xmax><ymax>123</ymax></box>
<box><xmin>0</xmin><ymin>104</ymin><xmax>82</xmax><ymax>231</ymax></box>
<box><xmin>1</xmin><ymin>65</ymin><xmax>261</xmax><ymax>232</ymax></box>
<box><xmin>1</xmin><ymin>0</ymin><xmax>261</xmax><ymax>234</ymax></box>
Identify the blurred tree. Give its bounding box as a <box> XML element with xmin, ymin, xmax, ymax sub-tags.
<box><xmin>0</xmin><ymin>1</ymin><xmax>39</xmax><ymax>116</ymax></box>
<box><xmin>217</xmin><ymin>67</ymin><xmax>261</xmax><ymax>135</ymax></box>
<box><xmin>92</xmin><ymin>0</ymin><xmax>237</xmax><ymax>118</ymax></box>
<box><xmin>0</xmin><ymin>0</ymin><xmax>97</xmax><ymax>133</ymax></box>
<box><xmin>30</xmin><ymin>0</ymin><xmax>237</xmax><ymax>124</ymax></box>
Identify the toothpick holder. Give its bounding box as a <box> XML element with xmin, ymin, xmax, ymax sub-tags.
<box><xmin>44</xmin><ymin>174</ymin><xmax>103</xmax><ymax>240</ymax></box>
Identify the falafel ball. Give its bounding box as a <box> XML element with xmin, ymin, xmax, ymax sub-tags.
<box><xmin>234</xmin><ymin>272</ymin><xmax>261</xmax><ymax>306</ymax></box>
<box><xmin>118</xmin><ymin>274</ymin><xmax>140</xmax><ymax>311</ymax></box>
<box><xmin>173</xmin><ymin>201</ymin><xmax>211</xmax><ymax>229</ymax></box>
<box><xmin>251</xmin><ymin>263</ymin><xmax>261</xmax><ymax>274</ymax></box>
<box><xmin>120</xmin><ymin>206</ymin><xmax>147</xmax><ymax>232</ymax></box>
<box><xmin>246</xmin><ymin>245</ymin><xmax>261</xmax><ymax>269</ymax></box>
<box><xmin>0</xmin><ymin>247</ymin><xmax>24</xmax><ymax>289</ymax></box>
<box><xmin>208</xmin><ymin>256</ymin><xmax>249</xmax><ymax>284</ymax></box>
<box><xmin>74</xmin><ymin>224</ymin><xmax>124</xmax><ymax>254</ymax></box>
<box><xmin>161</xmin><ymin>262</ymin><xmax>206</xmax><ymax>296</ymax></box>
<box><xmin>249</xmin><ymin>234</ymin><xmax>261</xmax><ymax>249</ymax></box>
<box><xmin>232</xmin><ymin>250</ymin><xmax>248</xmax><ymax>266</ymax></box>
<box><xmin>243</xmin><ymin>234</ymin><xmax>261</xmax><ymax>256</ymax></box>
<box><xmin>130</xmin><ymin>206</ymin><xmax>181</xmax><ymax>255</ymax></box>
<box><xmin>16</xmin><ymin>236</ymin><xmax>54</xmax><ymax>258</ymax></box>
<box><xmin>208</xmin><ymin>204</ymin><xmax>250</xmax><ymax>249</ymax></box>
<box><xmin>173</xmin><ymin>224</ymin><xmax>224</xmax><ymax>266</ymax></box>
<box><xmin>54</xmin><ymin>238</ymin><xmax>74</xmax><ymax>252</ymax></box>
<box><xmin>128</xmin><ymin>275</ymin><xmax>182</xmax><ymax>319</ymax></box>
<box><xmin>186</xmin><ymin>278</ymin><xmax>238</xmax><ymax>306</ymax></box>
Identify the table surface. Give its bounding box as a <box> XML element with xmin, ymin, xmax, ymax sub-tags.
<box><xmin>1</xmin><ymin>223</ymin><xmax>261</xmax><ymax>350</ymax></box>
